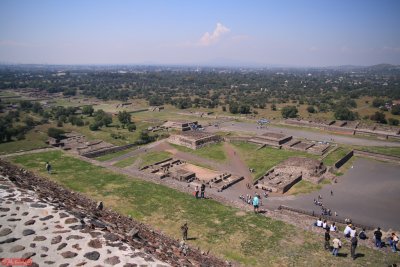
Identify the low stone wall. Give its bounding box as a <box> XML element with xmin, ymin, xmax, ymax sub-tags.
<box><xmin>82</xmin><ymin>143</ymin><xmax>136</xmax><ymax>158</ymax></box>
<box><xmin>334</xmin><ymin>150</ymin><xmax>354</xmax><ymax>169</ymax></box>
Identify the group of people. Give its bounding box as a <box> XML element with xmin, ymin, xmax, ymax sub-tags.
<box><xmin>194</xmin><ymin>184</ymin><xmax>206</xmax><ymax>199</ymax></box>
<box><xmin>374</xmin><ymin>227</ymin><xmax>399</xmax><ymax>252</ymax></box>
<box><xmin>319</xmin><ymin>220</ymin><xmax>359</xmax><ymax>259</ymax></box>
<box><xmin>313</xmin><ymin>194</ymin><xmax>335</xmax><ymax>217</ymax></box>
<box><xmin>239</xmin><ymin>193</ymin><xmax>263</xmax><ymax>213</ymax></box>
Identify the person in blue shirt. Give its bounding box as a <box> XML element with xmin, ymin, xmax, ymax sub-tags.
<box><xmin>252</xmin><ymin>194</ymin><xmax>259</xmax><ymax>213</ymax></box>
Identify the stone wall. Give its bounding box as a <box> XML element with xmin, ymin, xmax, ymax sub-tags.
<box><xmin>82</xmin><ymin>144</ymin><xmax>136</xmax><ymax>158</ymax></box>
<box><xmin>334</xmin><ymin>151</ymin><xmax>354</xmax><ymax>169</ymax></box>
<box><xmin>0</xmin><ymin>159</ymin><xmax>229</xmax><ymax>267</ymax></box>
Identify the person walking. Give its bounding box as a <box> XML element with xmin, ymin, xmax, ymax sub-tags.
<box><xmin>252</xmin><ymin>194</ymin><xmax>259</xmax><ymax>213</ymax></box>
<box><xmin>374</xmin><ymin>227</ymin><xmax>383</xmax><ymax>248</ymax></box>
<box><xmin>324</xmin><ymin>228</ymin><xmax>331</xmax><ymax>250</ymax></box>
<box><xmin>390</xmin><ymin>233</ymin><xmax>399</xmax><ymax>252</ymax></box>
<box><xmin>332</xmin><ymin>237</ymin><xmax>342</xmax><ymax>256</ymax></box>
<box><xmin>180</xmin><ymin>223</ymin><xmax>188</xmax><ymax>241</ymax></box>
<box><xmin>351</xmin><ymin>235</ymin><xmax>358</xmax><ymax>260</ymax></box>
<box><xmin>45</xmin><ymin>161</ymin><xmax>52</xmax><ymax>174</ymax></box>
<box><xmin>194</xmin><ymin>185</ymin><xmax>199</xmax><ymax>199</ymax></box>
<box><xmin>200</xmin><ymin>183</ymin><xmax>205</xmax><ymax>198</ymax></box>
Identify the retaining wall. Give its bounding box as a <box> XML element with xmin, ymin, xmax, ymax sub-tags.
<box><xmin>334</xmin><ymin>150</ymin><xmax>354</xmax><ymax>169</ymax></box>
<box><xmin>82</xmin><ymin>143</ymin><xmax>136</xmax><ymax>158</ymax></box>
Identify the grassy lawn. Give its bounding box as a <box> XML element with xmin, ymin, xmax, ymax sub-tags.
<box><xmin>0</xmin><ymin>125</ymin><xmax>50</xmax><ymax>155</ymax></box>
<box><xmin>9</xmin><ymin>150</ymin><xmax>398</xmax><ymax>267</ymax></box>
<box><xmin>113</xmin><ymin>151</ymin><xmax>172</xmax><ymax>168</ymax></box>
<box><xmin>169</xmin><ymin>142</ymin><xmax>227</xmax><ymax>162</ymax></box>
<box><xmin>355</xmin><ymin>146</ymin><xmax>400</xmax><ymax>157</ymax></box>
<box><xmin>322</xmin><ymin>147</ymin><xmax>351</xmax><ymax>166</ymax></box>
<box><xmin>286</xmin><ymin>180</ymin><xmax>322</xmax><ymax>195</ymax></box>
<box><xmin>231</xmin><ymin>141</ymin><xmax>318</xmax><ymax>179</ymax></box>
<box><xmin>95</xmin><ymin>147</ymin><xmax>137</xmax><ymax>162</ymax></box>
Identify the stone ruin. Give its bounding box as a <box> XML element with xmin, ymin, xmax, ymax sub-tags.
<box><xmin>161</xmin><ymin>120</ymin><xmax>201</xmax><ymax>132</ymax></box>
<box><xmin>46</xmin><ymin>132</ymin><xmax>116</xmax><ymax>155</ymax></box>
<box><xmin>247</xmin><ymin>131</ymin><xmax>330</xmax><ymax>155</ymax></box>
<box><xmin>0</xmin><ymin>159</ymin><xmax>228</xmax><ymax>267</ymax></box>
<box><xmin>205</xmin><ymin>173</ymin><xmax>244</xmax><ymax>192</ymax></box>
<box><xmin>249</xmin><ymin>132</ymin><xmax>292</xmax><ymax>148</ymax></box>
<box><xmin>168</xmin><ymin>131</ymin><xmax>221</xmax><ymax>150</ymax></box>
<box><xmin>139</xmin><ymin>158</ymin><xmax>242</xmax><ymax>191</ymax></box>
<box><xmin>255</xmin><ymin>157</ymin><xmax>327</xmax><ymax>193</ymax></box>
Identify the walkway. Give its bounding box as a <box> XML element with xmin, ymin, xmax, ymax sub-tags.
<box><xmin>207</xmin><ymin>121</ymin><xmax>400</xmax><ymax>147</ymax></box>
<box><xmin>265</xmin><ymin>158</ymin><xmax>400</xmax><ymax>229</ymax></box>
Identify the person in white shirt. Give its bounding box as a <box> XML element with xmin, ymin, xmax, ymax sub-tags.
<box><xmin>350</xmin><ymin>226</ymin><xmax>357</xmax><ymax>238</ymax></box>
<box><xmin>322</xmin><ymin>220</ymin><xmax>327</xmax><ymax>229</ymax></box>
<box><xmin>316</xmin><ymin>218</ymin><xmax>323</xmax><ymax>227</ymax></box>
<box><xmin>330</xmin><ymin>222</ymin><xmax>337</xmax><ymax>232</ymax></box>
<box><xmin>344</xmin><ymin>224</ymin><xmax>352</xmax><ymax>238</ymax></box>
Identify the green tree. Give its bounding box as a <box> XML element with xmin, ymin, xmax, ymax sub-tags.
<box><xmin>89</xmin><ymin>122</ymin><xmax>100</xmax><ymax>131</ymax></box>
<box><xmin>82</xmin><ymin>105</ymin><xmax>94</xmax><ymax>116</ymax></box>
<box><xmin>307</xmin><ymin>106</ymin><xmax>316</xmax><ymax>113</ymax></box>
<box><xmin>370</xmin><ymin>111</ymin><xmax>387</xmax><ymax>124</ymax></box>
<box><xmin>127</xmin><ymin>123</ymin><xmax>136</xmax><ymax>132</ymax></box>
<box><xmin>47</xmin><ymin>128</ymin><xmax>65</xmax><ymax>139</ymax></box>
<box><xmin>281</xmin><ymin>106</ymin><xmax>298</xmax><ymax>118</ymax></box>
<box><xmin>117</xmin><ymin>111</ymin><xmax>131</xmax><ymax>127</ymax></box>
<box><xmin>391</xmin><ymin>104</ymin><xmax>400</xmax><ymax>115</ymax></box>
<box><xmin>334</xmin><ymin>107</ymin><xmax>356</xmax><ymax>121</ymax></box>
<box><xmin>388</xmin><ymin>118</ymin><xmax>399</xmax><ymax>126</ymax></box>
<box><xmin>94</xmin><ymin>109</ymin><xmax>112</xmax><ymax>127</ymax></box>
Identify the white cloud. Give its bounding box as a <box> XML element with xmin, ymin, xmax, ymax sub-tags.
<box><xmin>199</xmin><ymin>23</ymin><xmax>230</xmax><ymax>46</ymax></box>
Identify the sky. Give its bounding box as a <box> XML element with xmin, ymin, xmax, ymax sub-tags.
<box><xmin>0</xmin><ymin>0</ymin><xmax>400</xmax><ymax>66</ymax></box>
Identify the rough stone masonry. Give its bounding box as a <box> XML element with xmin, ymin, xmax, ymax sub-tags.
<box><xmin>0</xmin><ymin>159</ymin><xmax>229</xmax><ymax>267</ymax></box>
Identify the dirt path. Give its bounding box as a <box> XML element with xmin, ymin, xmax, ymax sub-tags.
<box><xmin>0</xmin><ymin>147</ymin><xmax>57</xmax><ymax>158</ymax></box>
<box><xmin>221</xmin><ymin>142</ymin><xmax>252</xmax><ymax>180</ymax></box>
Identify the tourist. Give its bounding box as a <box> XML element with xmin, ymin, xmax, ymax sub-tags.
<box><xmin>316</xmin><ymin>218</ymin><xmax>323</xmax><ymax>227</ymax></box>
<box><xmin>344</xmin><ymin>224</ymin><xmax>352</xmax><ymax>238</ymax></box>
<box><xmin>330</xmin><ymin>222</ymin><xmax>337</xmax><ymax>232</ymax></box>
<box><xmin>389</xmin><ymin>233</ymin><xmax>399</xmax><ymax>252</ymax></box>
<box><xmin>350</xmin><ymin>226</ymin><xmax>357</xmax><ymax>238</ymax></box>
<box><xmin>332</xmin><ymin>237</ymin><xmax>342</xmax><ymax>256</ymax></box>
<box><xmin>200</xmin><ymin>183</ymin><xmax>205</xmax><ymax>198</ymax></box>
<box><xmin>45</xmin><ymin>161</ymin><xmax>52</xmax><ymax>174</ymax></box>
<box><xmin>374</xmin><ymin>227</ymin><xmax>383</xmax><ymax>248</ymax></box>
<box><xmin>322</xmin><ymin>220</ymin><xmax>328</xmax><ymax>229</ymax></box>
<box><xmin>334</xmin><ymin>211</ymin><xmax>338</xmax><ymax>217</ymax></box>
<box><xmin>324</xmin><ymin>228</ymin><xmax>331</xmax><ymax>250</ymax></box>
<box><xmin>351</xmin><ymin>234</ymin><xmax>358</xmax><ymax>260</ymax></box>
<box><xmin>358</xmin><ymin>228</ymin><xmax>367</xmax><ymax>240</ymax></box>
<box><xmin>180</xmin><ymin>223</ymin><xmax>188</xmax><ymax>241</ymax></box>
<box><xmin>194</xmin><ymin>185</ymin><xmax>199</xmax><ymax>199</ymax></box>
<box><xmin>252</xmin><ymin>194</ymin><xmax>259</xmax><ymax>213</ymax></box>
<box><xmin>330</xmin><ymin>190</ymin><xmax>333</xmax><ymax>196</ymax></box>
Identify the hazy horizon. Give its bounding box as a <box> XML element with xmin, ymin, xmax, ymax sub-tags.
<box><xmin>1</xmin><ymin>0</ymin><xmax>400</xmax><ymax>66</ymax></box>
